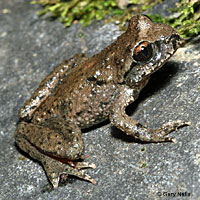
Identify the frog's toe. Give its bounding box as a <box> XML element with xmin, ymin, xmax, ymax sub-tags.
<box><xmin>44</xmin><ymin>158</ymin><xmax>96</xmax><ymax>188</ymax></box>
<box><xmin>153</xmin><ymin>120</ymin><xmax>191</xmax><ymax>142</ymax></box>
<box><xmin>75</xmin><ymin>161</ymin><xmax>96</xmax><ymax>169</ymax></box>
<box><xmin>48</xmin><ymin>172</ymin><xmax>60</xmax><ymax>189</ymax></box>
<box><xmin>66</xmin><ymin>169</ymin><xmax>97</xmax><ymax>185</ymax></box>
<box><xmin>160</xmin><ymin>120</ymin><xmax>191</xmax><ymax>134</ymax></box>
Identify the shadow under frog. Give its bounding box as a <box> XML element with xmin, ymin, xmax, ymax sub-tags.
<box><xmin>15</xmin><ymin>15</ymin><xmax>191</xmax><ymax>189</ymax></box>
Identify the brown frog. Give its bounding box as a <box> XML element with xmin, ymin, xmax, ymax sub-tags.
<box><xmin>15</xmin><ymin>15</ymin><xmax>190</xmax><ymax>188</ymax></box>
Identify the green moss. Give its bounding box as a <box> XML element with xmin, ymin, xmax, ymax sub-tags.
<box><xmin>31</xmin><ymin>0</ymin><xmax>159</xmax><ymax>26</ymax></box>
<box><xmin>31</xmin><ymin>0</ymin><xmax>120</xmax><ymax>27</ymax></box>
<box><xmin>141</xmin><ymin>162</ymin><xmax>147</xmax><ymax>168</ymax></box>
<box><xmin>141</xmin><ymin>147</ymin><xmax>146</xmax><ymax>152</ymax></box>
<box><xmin>149</xmin><ymin>0</ymin><xmax>200</xmax><ymax>39</ymax></box>
<box><xmin>31</xmin><ymin>0</ymin><xmax>199</xmax><ymax>39</ymax></box>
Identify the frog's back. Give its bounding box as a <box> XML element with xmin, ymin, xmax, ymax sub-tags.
<box><xmin>28</xmin><ymin>26</ymin><xmax>139</xmax><ymax>126</ymax></box>
<box><xmin>50</xmin><ymin>56</ymin><xmax>120</xmax><ymax>128</ymax></box>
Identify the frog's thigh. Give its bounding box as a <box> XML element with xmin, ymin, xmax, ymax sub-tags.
<box><xmin>15</xmin><ymin>118</ymin><xmax>84</xmax><ymax>160</ymax></box>
<box><xmin>15</xmin><ymin>128</ymin><xmax>96</xmax><ymax>188</ymax></box>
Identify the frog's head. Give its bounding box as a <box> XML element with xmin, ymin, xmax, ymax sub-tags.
<box><xmin>124</xmin><ymin>15</ymin><xmax>181</xmax><ymax>84</ymax></box>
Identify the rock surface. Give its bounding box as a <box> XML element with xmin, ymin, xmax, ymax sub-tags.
<box><xmin>0</xmin><ymin>0</ymin><xmax>199</xmax><ymax>199</ymax></box>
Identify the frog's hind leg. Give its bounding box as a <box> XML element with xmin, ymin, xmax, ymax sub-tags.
<box><xmin>15</xmin><ymin>118</ymin><xmax>96</xmax><ymax>188</ymax></box>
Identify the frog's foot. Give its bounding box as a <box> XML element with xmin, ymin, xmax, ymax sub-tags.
<box><xmin>152</xmin><ymin>120</ymin><xmax>191</xmax><ymax>143</ymax></box>
<box><xmin>44</xmin><ymin>157</ymin><xmax>97</xmax><ymax>189</ymax></box>
<box><xmin>111</xmin><ymin>107</ymin><xmax>191</xmax><ymax>142</ymax></box>
<box><xmin>110</xmin><ymin>86</ymin><xmax>192</xmax><ymax>143</ymax></box>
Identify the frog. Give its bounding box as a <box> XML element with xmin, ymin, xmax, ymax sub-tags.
<box><xmin>15</xmin><ymin>15</ymin><xmax>190</xmax><ymax>189</ymax></box>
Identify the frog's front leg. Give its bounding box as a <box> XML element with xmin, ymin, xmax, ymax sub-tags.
<box><xmin>110</xmin><ymin>86</ymin><xmax>191</xmax><ymax>142</ymax></box>
<box><xmin>15</xmin><ymin>118</ymin><xmax>96</xmax><ymax>188</ymax></box>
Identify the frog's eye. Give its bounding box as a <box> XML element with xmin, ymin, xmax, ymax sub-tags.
<box><xmin>133</xmin><ymin>41</ymin><xmax>153</xmax><ymax>63</ymax></box>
